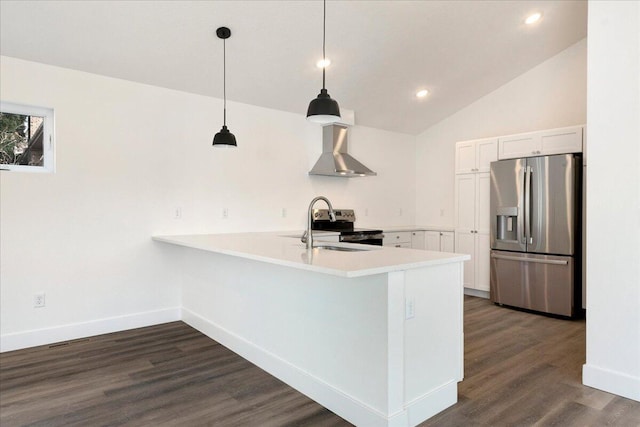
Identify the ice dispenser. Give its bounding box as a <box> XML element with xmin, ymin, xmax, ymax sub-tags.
<box><xmin>496</xmin><ymin>207</ymin><xmax>518</xmax><ymax>242</ymax></box>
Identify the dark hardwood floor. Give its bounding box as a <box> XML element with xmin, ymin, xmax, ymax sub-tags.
<box><xmin>1</xmin><ymin>296</ymin><xmax>639</xmax><ymax>426</ymax></box>
<box><xmin>422</xmin><ymin>297</ymin><xmax>640</xmax><ymax>427</ymax></box>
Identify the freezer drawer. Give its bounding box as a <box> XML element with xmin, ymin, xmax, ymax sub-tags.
<box><xmin>490</xmin><ymin>251</ymin><xmax>576</xmax><ymax>317</ymax></box>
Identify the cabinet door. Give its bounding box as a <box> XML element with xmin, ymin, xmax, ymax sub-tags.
<box><xmin>384</xmin><ymin>232</ymin><xmax>411</xmax><ymax>247</ymax></box>
<box><xmin>411</xmin><ymin>231</ymin><xmax>425</xmax><ymax>249</ymax></box>
<box><xmin>455</xmin><ymin>175</ymin><xmax>476</xmax><ymax>232</ymax></box>
<box><xmin>440</xmin><ymin>232</ymin><xmax>455</xmax><ymax>252</ymax></box>
<box><xmin>476</xmin><ymin>139</ymin><xmax>498</xmax><ymax>172</ymax></box>
<box><xmin>476</xmin><ymin>173</ymin><xmax>491</xmax><ymax>234</ymax></box>
<box><xmin>425</xmin><ymin>231</ymin><xmax>441</xmax><ymax>251</ymax></box>
<box><xmin>475</xmin><ymin>233</ymin><xmax>491</xmax><ymax>291</ymax></box>
<box><xmin>455</xmin><ymin>141</ymin><xmax>477</xmax><ymax>174</ymax></box>
<box><xmin>540</xmin><ymin>126</ymin><xmax>583</xmax><ymax>155</ymax></box>
<box><xmin>455</xmin><ymin>231</ymin><xmax>476</xmax><ymax>288</ymax></box>
<box><xmin>498</xmin><ymin>133</ymin><xmax>540</xmax><ymax>159</ymax></box>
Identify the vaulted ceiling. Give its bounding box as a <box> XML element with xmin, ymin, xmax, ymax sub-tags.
<box><xmin>0</xmin><ymin>1</ymin><xmax>587</xmax><ymax>135</ymax></box>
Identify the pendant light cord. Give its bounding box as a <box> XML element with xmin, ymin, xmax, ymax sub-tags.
<box><xmin>322</xmin><ymin>0</ymin><xmax>326</xmax><ymax>90</ymax></box>
<box><xmin>223</xmin><ymin>38</ymin><xmax>227</xmax><ymax>126</ymax></box>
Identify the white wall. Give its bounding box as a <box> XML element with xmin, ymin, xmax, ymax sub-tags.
<box><xmin>0</xmin><ymin>56</ymin><xmax>416</xmax><ymax>351</ymax></box>
<box><xmin>583</xmin><ymin>1</ymin><xmax>640</xmax><ymax>402</ymax></box>
<box><xmin>415</xmin><ymin>38</ymin><xmax>587</xmax><ymax>227</ymax></box>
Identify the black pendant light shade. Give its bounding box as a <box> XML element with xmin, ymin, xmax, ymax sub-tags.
<box><xmin>213</xmin><ymin>26</ymin><xmax>237</xmax><ymax>147</ymax></box>
<box><xmin>307</xmin><ymin>89</ymin><xmax>340</xmax><ymax>123</ymax></box>
<box><xmin>213</xmin><ymin>125</ymin><xmax>237</xmax><ymax>146</ymax></box>
<box><xmin>307</xmin><ymin>0</ymin><xmax>341</xmax><ymax>123</ymax></box>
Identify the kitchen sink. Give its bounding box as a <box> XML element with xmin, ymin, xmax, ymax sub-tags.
<box><xmin>316</xmin><ymin>245</ymin><xmax>369</xmax><ymax>252</ymax></box>
<box><xmin>313</xmin><ymin>243</ymin><xmax>380</xmax><ymax>252</ymax></box>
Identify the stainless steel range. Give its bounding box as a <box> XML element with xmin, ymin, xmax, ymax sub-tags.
<box><xmin>311</xmin><ymin>209</ymin><xmax>384</xmax><ymax>246</ymax></box>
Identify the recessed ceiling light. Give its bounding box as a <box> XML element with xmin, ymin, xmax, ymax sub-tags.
<box><xmin>316</xmin><ymin>58</ymin><xmax>331</xmax><ymax>68</ymax></box>
<box><xmin>525</xmin><ymin>12</ymin><xmax>542</xmax><ymax>25</ymax></box>
<box><xmin>416</xmin><ymin>89</ymin><xmax>429</xmax><ymax>98</ymax></box>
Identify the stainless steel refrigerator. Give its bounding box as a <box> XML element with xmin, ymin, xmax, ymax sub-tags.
<box><xmin>489</xmin><ymin>154</ymin><xmax>582</xmax><ymax>317</ymax></box>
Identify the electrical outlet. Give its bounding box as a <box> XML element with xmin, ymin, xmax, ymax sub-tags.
<box><xmin>405</xmin><ymin>297</ymin><xmax>415</xmax><ymax>319</ymax></box>
<box><xmin>440</xmin><ymin>208</ymin><xmax>445</xmax><ymax>217</ymax></box>
<box><xmin>365</xmin><ymin>208</ymin><xmax>369</xmax><ymax>217</ymax></box>
<box><xmin>222</xmin><ymin>207</ymin><xmax>229</xmax><ymax>219</ymax></box>
<box><xmin>34</xmin><ymin>293</ymin><xmax>46</xmax><ymax>308</ymax></box>
<box><xmin>282</xmin><ymin>208</ymin><xmax>287</xmax><ymax>218</ymax></box>
<box><xmin>172</xmin><ymin>206</ymin><xmax>182</xmax><ymax>220</ymax></box>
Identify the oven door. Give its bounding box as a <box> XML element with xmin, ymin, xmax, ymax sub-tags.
<box><xmin>340</xmin><ymin>232</ymin><xmax>384</xmax><ymax>246</ymax></box>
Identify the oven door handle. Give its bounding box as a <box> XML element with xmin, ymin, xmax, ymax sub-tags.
<box><xmin>341</xmin><ymin>233</ymin><xmax>385</xmax><ymax>242</ymax></box>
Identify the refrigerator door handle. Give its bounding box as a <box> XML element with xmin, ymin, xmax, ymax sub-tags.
<box><xmin>490</xmin><ymin>253</ymin><xmax>569</xmax><ymax>265</ymax></box>
<box><xmin>524</xmin><ymin>165</ymin><xmax>533</xmax><ymax>245</ymax></box>
<box><xmin>524</xmin><ymin>165</ymin><xmax>532</xmax><ymax>245</ymax></box>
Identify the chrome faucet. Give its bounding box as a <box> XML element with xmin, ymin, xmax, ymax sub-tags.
<box><xmin>301</xmin><ymin>196</ymin><xmax>336</xmax><ymax>250</ymax></box>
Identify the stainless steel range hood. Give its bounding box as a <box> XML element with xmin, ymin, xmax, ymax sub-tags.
<box><xmin>309</xmin><ymin>124</ymin><xmax>376</xmax><ymax>177</ymax></box>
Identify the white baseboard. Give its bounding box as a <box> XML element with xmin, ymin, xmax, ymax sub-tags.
<box><xmin>182</xmin><ymin>308</ymin><xmax>457</xmax><ymax>427</ymax></box>
<box><xmin>0</xmin><ymin>307</ymin><xmax>181</xmax><ymax>353</ymax></box>
<box><xmin>406</xmin><ymin>381</ymin><xmax>458</xmax><ymax>426</ymax></box>
<box><xmin>464</xmin><ymin>288</ymin><xmax>490</xmax><ymax>299</ymax></box>
<box><xmin>583</xmin><ymin>363</ymin><xmax>640</xmax><ymax>402</ymax></box>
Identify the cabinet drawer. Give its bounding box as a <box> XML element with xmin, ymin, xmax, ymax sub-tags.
<box><xmin>386</xmin><ymin>242</ymin><xmax>412</xmax><ymax>249</ymax></box>
<box><xmin>399</xmin><ymin>243</ymin><xmax>412</xmax><ymax>248</ymax></box>
<box><xmin>383</xmin><ymin>231</ymin><xmax>411</xmax><ymax>245</ymax></box>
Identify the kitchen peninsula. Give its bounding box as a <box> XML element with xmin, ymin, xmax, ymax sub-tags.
<box><xmin>153</xmin><ymin>232</ymin><xmax>469</xmax><ymax>427</ymax></box>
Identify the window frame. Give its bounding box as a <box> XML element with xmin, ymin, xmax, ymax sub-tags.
<box><xmin>0</xmin><ymin>101</ymin><xmax>55</xmax><ymax>173</ymax></box>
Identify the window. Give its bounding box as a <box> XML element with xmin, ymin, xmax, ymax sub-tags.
<box><xmin>0</xmin><ymin>101</ymin><xmax>54</xmax><ymax>173</ymax></box>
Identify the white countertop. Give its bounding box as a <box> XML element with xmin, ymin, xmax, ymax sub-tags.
<box><xmin>152</xmin><ymin>232</ymin><xmax>468</xmax><ymax>278</ymax></box>
<box><xmin>376</xmin><ymin>225</ymin><xmax>456</xmax><ymax>233</ymax></box>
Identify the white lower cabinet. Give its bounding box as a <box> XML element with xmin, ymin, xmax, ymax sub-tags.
<box><xmin>441</xmin><ymin>232</ymin><xmax>455</xmax><ymax>253</ymax></box>
<box><xmin>383</xmin><ymin>230</ymin><xmax>454</xmax><ymax>251</ymax></box>
<box><xmin>454</xmin><ymin>171</ymin><xmax>491</xmax><ymax>293</ymax></box>
<box><xmin>477</xmin><ymin>234</ymin><xmax>490</xmax><ymax>291</ymax></box>
<box><xmin>425</xmin><ymin>231</ymin><xmax>455</xmax><ymax>252</ymax></box>
<box><xmin>411</xmin><ymin>231</ymin><xmax>425</xmax><ymax>249</ymax></box>
<box><xmin>383</xmin><ymin>231</ymin><xmax>412</xmax><ymax>248</ymax></box>
<box><xmin>425</xmin><ymin>231</ymin><xmax>440</xmax><ymax>251</ymax></box>
<box><xmin>455</xmin><ymin>232</ymin><xmax>475</xmax><ymax>289</ymax></box>
<box><xmin>454</xmin><ymin>231</ymin><xmax>490</xmax><ymax>292</ymax></box>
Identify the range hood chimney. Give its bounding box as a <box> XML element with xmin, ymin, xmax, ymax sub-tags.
<box><xmin>309</xmin><ymin>124</ymin><xmax>377</xmax><ymax>177</ymax></box>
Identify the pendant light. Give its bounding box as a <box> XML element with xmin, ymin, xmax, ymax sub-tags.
<box><xmin>213</xmin><ymin>26</ymin><xmax>237</xmax><ymax>147</ymax></box>
<box><xmin>306</xmin><ymin>0</ymin><xmax>341</xmax><ymax>124</ymax></box>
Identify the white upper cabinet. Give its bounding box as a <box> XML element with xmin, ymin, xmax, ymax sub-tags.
<box><xmin>540</xmin><ymin>126</ymin><xmax>583</xmax><ymax>155</ymax></box>
<box><xmin>498</xmin><ymin>125</ymin><xmax>583</xmax><ymax>160</ymax></box>
<box><xmin>455</xmin><ymin>141</ymin><xmax>476</xmax><ymax>174</ymax></box>
<box><xmin>497</xmin><ymin>133</ymin><xmax>538</xmax><ymax>159</ymax></box>
<box><xmin>455</xmin><ymin>138</ymin><xmax>498</xmax><ymax>174</ymax></box>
